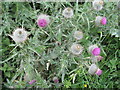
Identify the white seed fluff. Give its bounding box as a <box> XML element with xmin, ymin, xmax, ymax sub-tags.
<box><xmin>12</xmin><ymin>28</ymin><xmax>28</xmax><ymax>43</ymax></box>
<box><xmin>88</xmin><ymin>64</ymin><xmax>98</xmax><ymax>75</ymax></box>
<box><xmin>62</xmin><ymin>7</ymin><xmax>74</xmax><ymax>18</ymax></box>
<box><xmin>95</xmin><ymin>16</ymin><xmax>103</xmax><ymax>26</ymax></box>
<box><xmin>73</xmin><ymin>31</ymin><xmax>83</xmax><ymax>40</ymax></box>
<box><xmin>92</xmin><ymin>0</ymin><xmax>103</xmax><ymax>11</ymax></box>
<box><xmin>70</xmin><ymin>43</ymin><xmax>83</xmax><ymax>55</ymax></box>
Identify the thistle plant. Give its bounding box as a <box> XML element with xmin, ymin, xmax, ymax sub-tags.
<box><xmin>1</xmin><ymin>1</ymin><xmax>119</xmax><ymax>88</ymax></box>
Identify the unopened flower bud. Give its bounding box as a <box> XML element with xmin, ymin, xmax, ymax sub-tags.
<box><xmin>53</xmin><ymin>77</ymin><xmax>59</xmax><ymax>83</ymax></box>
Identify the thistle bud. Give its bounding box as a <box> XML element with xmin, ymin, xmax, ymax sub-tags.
<box><xmin>53</xmin><ymin>77</ymin><xmax>59</xmax><ymax>83</ymax></box>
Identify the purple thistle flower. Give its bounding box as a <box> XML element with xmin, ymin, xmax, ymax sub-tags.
<box><xmin>95</xmin><ymin>68</ymin><xmax>102</xmax><ymax>76</ymax></box>
<box><xmin>28</xmin><ymin>80</ymin><xmax>36</xmax><ymax>85</ymax></box>
<box><xmin>101</xmin><ymin>17</ymin><xmax>107</xmax><ymax>25</ymax></box>
<box><xmin>92</xmin><ymin>48</ymin><xmax>101</xmax><ymax>56</ymax></box>
<box><xmin>37</xmin><ymin>19</ymin><xmax>47</xmax><ymax>27</ymax></box>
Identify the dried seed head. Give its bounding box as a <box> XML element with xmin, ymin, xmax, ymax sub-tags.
<box><xmin>95</xmin><ymin>16</ymin><xmax>103</xmax><ymax>26</ymax></box>
<box><xmin>88</xmin><ymin>64</ymin><xmax>102</xmax><ymax>76</ymax></box>
<box><xmin>11</xmin><ymin>28</ymin><xmax>28</xmax><ymax>43</ymax></box>
<box><xmin>70</xmin><ymin>43</ymin><xmax>83</xmax><ymax>55</ymax></box>
<box><xmin>88</xmin><ymin>64</ymin><xmax>98</xmax><ymax>75</ymax></box>
<box><xmin>92</xmin><ymin>0</ymin><xmax>103</xmax><ymax>11</ymax></box>
<box><xmin>62</xmin><ymin>7</ymin><xmax>74</xmax><ymax>18</ymax></box>
<box><xmin>73</xmin><ymin>30</ymin><xmax>83</xmax><ymax>40</ymax></box>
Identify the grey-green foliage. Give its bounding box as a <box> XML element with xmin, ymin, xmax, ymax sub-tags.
<box><xmin>1</xmin><ymin>2</ymin><xmax>119</xmax><ymax>88</ymax></box>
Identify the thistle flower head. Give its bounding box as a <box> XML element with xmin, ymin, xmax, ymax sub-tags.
<box><xmin>88</xmin><ymin>45</ymin><xmax>98</xmax><ymax>53</ymax></box>
<box><xmin>88</xmin><ymin>45</ymin><xmax>100</xmax><ymax>56</ymax></box>
<box><xmin>53</xmin><ymin>77</ymin><xmax>59</xmax><ymax>83</ymax></box>
<box><xmin>92</xmin><ymin>48</ymin><xmax>101</xmax><ymax>56</ymax></box>
<box><xmin>101</xmin><ymin>17</ymin><xmax>107</xmax><ymax>25</ymax></box>
<box><xmin>37</xmin><ymin>14</ymin><xmax>50</xmax><ymax>27</ymax></box>
<box><xmin>95</xmin><ymin>16</ymin><xmax>107</xmax><ymax>26</ymax></box>
<box><xmin>73</xmin><ymin>30</ymin><xmax>83</xmax><ymax>40</ymax></box>
<box><xmin>88</xmin><ymin>64</ymin><xmax>98</xmax><ymax>75</ymax></box>
<box><xmin>88</xmin><ymin>64</ymin><xmax>102</xmax><ymax>76</ymax></box>
<box><xmin>62</xmin><ymin>7</ymin><xmax>74</xmax><ymax>18</ymax></box>
<box><xmin>70</xmin><ymin>43</ymin><xmax>83</xmax><ymax>55</ymax></box>
<box><xmin>95</xmin><ymin>68</ymin><xmax>102</xmax><ymax>76</ymax></box>
<box><xmin>10</xmin><ymin>28</ymin><xmax>28</xmax><ymax>43</ymax></box>
<box><xmin>92</xmin><ymin>0</ymin><xmax>104</xmax><ymax>11</ymax></box>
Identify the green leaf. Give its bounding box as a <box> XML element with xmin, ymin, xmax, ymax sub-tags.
<box><xmin>7</xmin><ymin>67</ymin><xmax>13</xmax><ymax>71</ymax></box>
<box><xmin>0</xmin><ymin>52</ymin><xmax>18</xmax><ymax>63</ymax></box>
<box><xmin>28</xmin><ymin>45</ymin><xmax>46</xmax><ymax>56</ymax></box>
<box><xmin>5</xmin><ymin>72</ymin><xmax>11</xmax><ymax>78</ymax></box>
<box><xmin>64</xmin><ymin>80</ymin><xmax>71</xmax><ymax>88</ymax></box>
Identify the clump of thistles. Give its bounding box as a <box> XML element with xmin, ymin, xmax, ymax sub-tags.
<box><xmin>53</xmin><ymin>77</ymin><xmax>59</xmax><ymax>83</ymax></box>
<box><xmin>92</xmin><ymin>0</ymin><xmax>104</xmax><ymax>11</ymax></box>
<box><xmin>88</xmin><ymin>64</ymin><xmax>102</xmax><ymax>76</ymax></box>
<box><xmin>70</xmin><ymin>43</ymin><xmax>83</xmax><ymax>55</ymax></box>
<box><xmin>88</xmin><ymin>45</ymin><xmax>101</xmax><ymax>56</ymax></box>
<box><xmin>73</xmin><ymin>30</ymin><xmax>83</xmax><ymax>40</ymax></box>
<box><xmin>37</xmin><ymin>14</ymin><xmax>50</xmax><ymax>27</ymax></box>
<box><xmin>95</xmin><ymin>16</ymin><xmax>107</xmax><ymax>26</ymax></box>
<box><xmin>62</xmin><ymin>7</ymin><xmax>74</xmax><ymax>18</ymax></box>
<box><xmin>9</xmin><ymin>28</ymin><xmax>28</xmax><ymax>43</ymax></box>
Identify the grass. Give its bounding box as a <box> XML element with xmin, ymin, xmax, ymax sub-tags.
<box><xmin>0</xmin><ymin>1</ymin><xmax>120</xmax><ymax>88</ymax></box>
